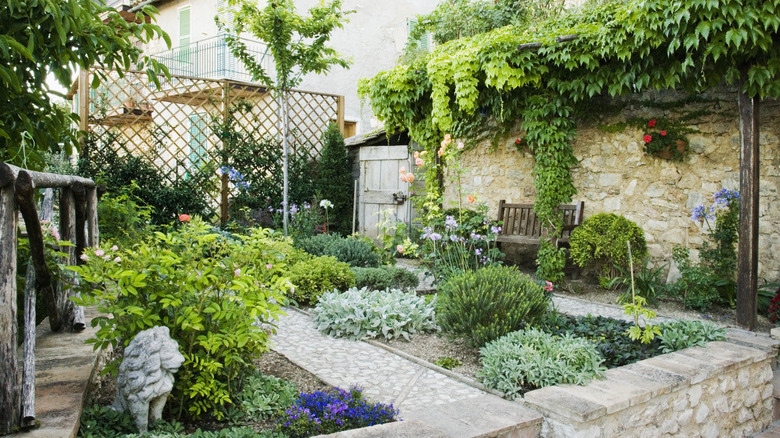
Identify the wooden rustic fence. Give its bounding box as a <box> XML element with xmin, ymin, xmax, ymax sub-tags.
<box><xmin>71</xmin><ymin>68</ymin><xmax>344</xmax><ymax>223</ymax></box>
<box><xmin>0</xmin><ymin>162</ymin><xmax>98</xmax><ymax>434</ymax></box>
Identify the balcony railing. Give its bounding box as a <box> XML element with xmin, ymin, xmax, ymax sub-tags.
<box><xmin>150</xmin><ymin>35</ymin><xmax>272</xmax><ymax>83</ymax></box>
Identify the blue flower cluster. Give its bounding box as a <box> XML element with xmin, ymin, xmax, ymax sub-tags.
<box><xmin>221</xmin><ymin>166</ymin><xmax>250</xmax><ymax>191</ymax></box>
<box><xmin>277</xmin><ymin>386</ymin><xmax>398</xmax><ymax>438</ymax></box>
<box><xmin>691</xmin><ymin>189</ymin><xmax>739</xmax><ymax>222</ymax></box>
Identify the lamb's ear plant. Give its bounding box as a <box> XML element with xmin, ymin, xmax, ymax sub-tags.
<box><xmin>622</xmin><ymin>241</ymin><xmax>661</xmax><ymax>344</ymax></box>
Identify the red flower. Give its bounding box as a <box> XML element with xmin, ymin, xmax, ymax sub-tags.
<box><xmin>178</xmin><ymin>214</ymin><xmax>191</xmax><ymax>222</ymax></box>
<box><xmin>643</xmin><ymin>135</ymin><xmax>652</xmax><ymax>143</ymax></box>
<box><xmin>515</xmin><ymin>138</ymin><xmax>521</xmax><ymax>144</ymax></box>
<box><xmin>648</xmin><ymin>120</ymin><xmax>656</xmax><ymax>128</ymax></box>
<box><xmin>660</xmin><ymin>131</ymin><xmax>667</xmax><ymax>136</ymax></box>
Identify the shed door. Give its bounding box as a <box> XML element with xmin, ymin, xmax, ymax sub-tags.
<box><xmin>359</xmin><ymin>145</ymin><xmax>412</xmax><ymax>239</ymax></box>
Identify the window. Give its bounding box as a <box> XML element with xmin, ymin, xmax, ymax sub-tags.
<box><xmin>407</xmin><ymin>19</ymin><xmax>432</xmax><ymax>52</ymax></box>
<box><xmin>188</xmin><ymin>113</ymin><xmax>207</xmax><ymax>174</ymax></box>
<box><xmin>178</xmin><ymin>6</ymin><xmax>191</xmax><ymax>64</ymax></box>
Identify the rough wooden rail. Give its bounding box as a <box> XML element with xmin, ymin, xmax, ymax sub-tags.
<box><xmin>0</xmin><ymin>162</ymin><xmax>99</xmax><ymax>434</ymax></box>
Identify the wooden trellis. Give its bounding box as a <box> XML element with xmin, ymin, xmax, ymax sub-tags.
<box><xmin>73</xmin><ymin>69</ymin><xmax>344</xmax><ymax>223</ymax></box>
<box><xmin>0</xmin><ymin>163</ymin><xmax>98</xmax><ymax>435</ymax></box>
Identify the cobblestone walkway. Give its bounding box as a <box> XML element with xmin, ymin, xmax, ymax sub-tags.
<box><xmin>270</xmin><ymin>309</ymin><xmax>486</xmax><ymax>413</ymax></box>
<box><xmin>552</xmin><ymin>294</ymin><xmax>673</xmax><ymax>325</ymax></box>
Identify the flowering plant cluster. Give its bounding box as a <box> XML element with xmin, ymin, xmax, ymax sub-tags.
<box><xmin>418</xmin><ymin>206</ymin><xmax>504</xmax><ymax>280</ymax></box>
<box><xmin>277</xmin><ymin>386</ymin><xmax>398</xmax><ymax>437</ymax></box>
<box><xmin>642</xmin><ymin>119</ymin><xmax>689</xmax><ymax>161</ymax></box>
<box><xmin>266</xmin><ymin>200</ymin><xmax>322</xmax><ymax>239</ymax></box>
<box><xmin>221</xmin><ymin>166</ymin><xmax>250</xmax><ymax>191</ymax></box>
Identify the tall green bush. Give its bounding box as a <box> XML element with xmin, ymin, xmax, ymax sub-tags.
<box><xmin>436</xmin><ymin>265</ymin><xmax>549</xmax><ymax>347</ymax></box>
<box><xmin>69</xmin><ymin>219</ymin><xmax>291</xmax><ymax>420</ymax></box>
<box><xmin>317</xmin><ymin>123</ymin><xmax>353</xmax><ymax>235</ymax></box>
<box><xmin>296</xmin><ymin>234</ymin><xmax>381</xmax><ymax>268</ymax></box>
<box><xmin>569</xmin><ymin>213</ymin><xmax>648</xmax><ymax>287</ymax></box>
<box><xmin>286</xmin><ymin>255</ymin><xmax>356</xmax><ymax>305</ymax></box>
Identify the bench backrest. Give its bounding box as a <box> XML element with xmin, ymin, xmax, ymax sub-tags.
<box><xmin>497</xmin><ymin>200</ymin><xmax>584</xmax><ymax>239</ymax></box>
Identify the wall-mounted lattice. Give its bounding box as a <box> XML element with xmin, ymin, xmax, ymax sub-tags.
<box><xmin>80</xmin><ymin>68</ymin><xmax>342</xmax><ymax>222</ymax></box>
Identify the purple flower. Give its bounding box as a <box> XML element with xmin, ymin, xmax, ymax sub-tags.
<box><xmin>421</xmin><ymin>226</ymin><xmax>433</xmax><ymax>239</ymax></box>
<box><xmin>490</xmin><ymin>225</ymin><xmax>502</xmax><ymax>234</ymax></box>
<box><xmin>445</xmin><ymin>215</ymin><xmax>458</xmax><ymax>230</ymax></box>
<box><xmin>290</xmin><ymin>204</ymin><xmax>299</xmax><ymax>214</ymax></box>
<box><xmin>475</xmin><ymin>248</ymin><xmax>482</xmax><ymax>255</ymax></box>
<box><xmin>449</xmin><ymin>234</ymin><xmax>460</xmax><ymax>242</ymax></box>
<box><xmin>430</xmin><ymin>232</ymin><xmax>442</xmax><ymax>241</ymax></box>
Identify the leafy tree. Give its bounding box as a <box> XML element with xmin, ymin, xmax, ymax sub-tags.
<box><xmin>318</xmin><ymin>123</ymin><xmax>352</xmax><ymax>235</ymax></box>
<box><xmin>404</xmin><ymin>0</ymin><xmax>565</xmax><ymax>59</ymax></box>
<box><xmin>222</xmin><ymin>0</ymin><xmax>352</xmax><ymax>235</ymax></box>
<box><xmin>0</xmin><ymin>0</ymin><xmax>170</xmax><ymax>170</ymax></box>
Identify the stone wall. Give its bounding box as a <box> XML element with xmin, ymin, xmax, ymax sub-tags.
<box><xmin>521</xmin><ymin>330</ymin><xmax>779</xmax><ymax>438</ymax></box>
<box><xmin>443</xmin><ymin>89</ymin><xmax>780</xmax><ymax>281</ymax></box>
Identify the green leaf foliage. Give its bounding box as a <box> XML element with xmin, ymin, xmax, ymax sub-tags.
<box><xmin>286</xmin><ymin>255</ymin><xmax>356</xmax><ymax>305</ymax></box>
<box><xmin>656</xmin><ymin>319</ymin><xmax>726</xmax><ymax>354</ymax></box>
<box><xmin>361</xmin><ymin>0</ymin><xmax>780</xmax><ymax>281</ymax></box>
<box><xmin>68</xmin><ymin>219</ymin><xmax>290</xmax><ymax>420</ymax></box>
<box><xmin>569</xmin><ymin>213</ymin><xmax>648</xmax><ymax>285</ymax></box>
<box><xmin>351</xmin><ymin>266</ymin><xmax>419</xmax><ymax>291</ymax></box>
<box><xmin>0</xmin><ymin>0</ymin><xmax>169</xmax><ymax>170</ymax></box>
<box><xmin>296</xmin><ymin>234</ymin><xmax>381</xmax><ymax>268</ymax></box>
<box><xmin>436</xmin><ymin>265</ymin><xmax>550</xmax><ymax>347</ymax></box>
<box><xmin>478</xmin><ymin>328</ymin><xmax>606</xmax><ymax>399</ymax></box>
<box><xmin>317</xmin><ymin>123</ymin><xmax>353</xmax><ymax>235</ymax></box>
<box><xmin>312</xmin><ymin>287</ymin><xmax>437</xmax><ymax>341</ymax></box>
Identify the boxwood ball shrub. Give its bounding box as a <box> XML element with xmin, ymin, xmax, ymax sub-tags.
<box><xmin>569</xmin><ymin>213</ymin><xmax>648</xmax><ymax>286</ymax></box>
<box><xmin>478</xmin><ymin>328</ymin><xmax>606</xmax><ymax>399</ymax></box>
<box><xmin>436</xmin><ymin>265</ymin><xmax>549</xmax><ymax>347</ymax></box>
<box><xmin>287</xmin><ymin>255</ymin><xmax>356</xmax><ymax>305</ymax></box>
<box><xmin>313</xmin><ymin>287</ymin><xmax>437</xmax><ymax>340</ymax></box>
<box><xmin>352</xmin><ymin>266</ymin><xmax>419</xmax><ymax>291</ymax></box>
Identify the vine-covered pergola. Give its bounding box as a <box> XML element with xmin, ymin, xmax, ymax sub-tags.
<box><xmin>360</xmin><ymin>0</ymin><xmax>780</xmax><ymax>329</ymax></box>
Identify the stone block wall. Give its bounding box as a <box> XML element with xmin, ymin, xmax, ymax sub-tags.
<box><xmin>443</xmin><ymin>89</ymin><xmax>780</xmax><ymax>281</ymax></box>
<box><xmin>520</xmin><ymin>329</ymin><xmax>779</xmax><ymax>438</ymax></box>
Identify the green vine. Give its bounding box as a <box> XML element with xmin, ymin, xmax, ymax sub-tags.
<box><xmin>360</xmin><ymin>0</ymin><xmax>780</xmax><ymax>280</ymax></box>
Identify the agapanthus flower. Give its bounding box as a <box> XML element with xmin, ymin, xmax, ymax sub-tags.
<box><xmin>445</xmin><ymin>216</ymin><xmax>458</xmax><ymax>230</ymax></box>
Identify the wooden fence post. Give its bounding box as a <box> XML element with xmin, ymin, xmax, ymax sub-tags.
<box><xmin>0</xmin><ymin>164</ymin><xmax>19</xmax><ymax>435</ymax></box>
<box><xmin>86</xmin><ymin>187</ymin><xmax>99</xmax><ymax>247</ymax></box>
<box><xmin>58</xmin><ymin>188</ymin><xmax>77</xmax><ymax>331</ymax></box>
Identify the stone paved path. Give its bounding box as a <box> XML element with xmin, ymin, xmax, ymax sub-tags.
<box><xmin>552</xmin><ymin>294</ymin><xmax>673</xmax><ymax>325</ymax></box>
<box><xmin>270</xmin><ymin>309</ymin><xmax>486</xmax><ymax>414</ymax></box>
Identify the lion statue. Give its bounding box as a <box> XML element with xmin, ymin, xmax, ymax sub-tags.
<box><xmin>111</xmin><ymin>326</ymin><xmax>185</xmax><ymax>433</ymax></box>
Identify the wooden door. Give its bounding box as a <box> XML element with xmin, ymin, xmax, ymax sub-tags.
<box><xmin>358</xmin><ymin>145</ymin><xmax>412</xmax><ymax>239</ymax></box>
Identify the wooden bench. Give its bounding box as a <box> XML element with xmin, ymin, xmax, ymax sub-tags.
<box><xmin>496</xmin><ymin>200</ymin><xmax>584</xmax><ymax>248</ymax></box>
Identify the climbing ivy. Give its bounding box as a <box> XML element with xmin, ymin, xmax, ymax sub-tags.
<box><xmin>359</xmin><ymin>0</ymin><xmax>780</xmax><ymax>281</ymax></box>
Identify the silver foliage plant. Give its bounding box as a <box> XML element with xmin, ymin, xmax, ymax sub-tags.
<box><xmin>312</xmin><ymin>287</ymin><xmax>438</xmax><ymax>341</ymax></box>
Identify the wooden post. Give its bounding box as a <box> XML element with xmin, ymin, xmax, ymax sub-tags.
<box><xmin>337</xmin><ymin>95</ymin><xmax>345</xmax><ymax>136</ymax></box>
<box><xmin>21</xmin><ymin>188</ymin><xmax>54</xmax><ymax>426</ymax></box>
<box><xmin>15</xmin><ymin>172</ymin><xmax>62</xmax><ymax>333</ymax></box>
<box><xmin>737</xmin><ymin>69</ymin><xmax>760</xmax><ymax>330</ymax></box>
<box><xmin>71</xmin><ymin>182</ymin><xmax>87</xmax><ymax>331</ymax></box>
<box><xmin>0</xmin><ymin>164</ymin><xmax>19</xmax><ymax>435</ymax></box>
<box><xmin>86</xmin><ymin>187</ymin><xmax>99</xmax><ymax>247</ymax></box>
<box><xmin>58</xmin><ymin>188</ymin><xmax>77</xmax><ymax>330</ymax></box>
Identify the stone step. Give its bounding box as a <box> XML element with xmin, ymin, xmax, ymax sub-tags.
<box><xmin>773</xmin><ymin>368</ymin><xmax>780</xmax><ymax>422</ymax></box>
<box><xmin>317</xmin><ymin>395</ymin><xmax>542</xmax><ymax>438</ymax></box>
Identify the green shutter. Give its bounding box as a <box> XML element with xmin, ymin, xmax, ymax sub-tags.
<box><xmin>189</xmin><ymin>113</ymin><xmax>207</xmax><ymax>174</ymax></box>
<box><xmin>178</xmin><ymin>7</ymin><xmax>191</xmax><ymax>64</ymax></box>
<box><xmin>407</xmin><ymin>19</ymin><xmax>429</xmax><ymax>52</ymax></box>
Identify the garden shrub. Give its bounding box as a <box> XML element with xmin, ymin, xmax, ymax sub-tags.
<box><xmin>666</xmin><ymin>247</ymin><xmax>720</xmax><ymax>311</ymax></box>
<box><xmin>536</xmin><ymin>314</ymin><xmax>661</xmax><ymax>368</ymax></box>
<box><xmin>436</xmin><ymin>265</ymin><xmax>549</xmax><ymax>347</ymax></box>
<box><xmin>317</xmin><ymin>123</ymin><xmax>353</xmax><ymax>235</ymax></box>
<box><xmin>276</xmin><ymin>386</ymin><xmax>398</xmax><ymax>438</ymax></box>
<box><xmin>656</xmin><ymin>319</ymin><xmax>726</xmax><ymax>354</ymax></box>
<box><xmin>69</xmin><ymin>218</ymin><xmax>292</xmax><ymax>420</ymax></box>
<box><xmin>312</xmin><ymin>287</ymin><xmax>437</xmax><ymax>340</ymax></box>
<box><xmin>351</xmin><ymin>266</ymin><xmax>419</xmax><ymax>291</ymax></box>
<box><xmin>569</xmin><ymin>213</ymin><xmax>647</xmax><ymax>287</ymax></box>
<box><xmin>97</xmin><ymin>183</ymin><xmax>154</xmax><ymax>246</ymax></box>
<box><xmin>286</xmin><ymin>255</ymin><xmax>355</xmax><ymax>305</ymax></box>
<box><xmin>296</xmin><ymin>234</ymin><xmax>381</xmax><ymax>268</ymax></box>
<box><xmin>478</xmin><ymin>328</ymin><xmax>606</xmax><ymax>399</ymax></box>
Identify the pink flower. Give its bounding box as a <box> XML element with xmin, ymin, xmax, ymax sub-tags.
<box><xmin>399</xmin><ymin>166</ymin><xmax>407</xmax><ymax>174</ymax></box>
<box><xmin>111</xmin><ymin>245</ymin><xmax>118</xmax><ymax>251</ymax></box>
<box><xmin>400</xmin><ymin>174</ymin><xmax>407</xmax><ymax>182</ymax></box>
<box><xmin>234</xmin><ymin>268</ymin><xmax>241</xmax><ymax>277</ymax></box>
<box><xmin>405</xmin><ymin>173</ymin><xmax>415</xmax><ymax>183</ymax></box>
<box><xmin>80</xmin><ymin>254</ymin><xmax>89</xmax><ymax>262</ymax></box>
<box><xmin>178</xmin><ymin>213</ymin><xmax>191</xmax><ymax>222</ymax></box>
<box><xmin>414</xmin><ymin>151</ymin><xmax>419</xmax><ymax>159</ymax></box>
<box><xmin>94</xmin><ymin>249</ymin><xmax>104</xmax><ymax>257</ymax></box>
<box><xmin>113</xmin><ymin>257</ymin><xmax>122</xmax><ymax>263</ymax></box>
<box><xmin>437</xmin><ymin>147</ymin><xmax>444</xmax><ymax>156</ymax></box>
<box><xmin>396</xmin><ymin>245</ymin><xmax>404</xmax><ymax>254</ymax></box>
<box><xmin>443</xmin><ymin>133</ymin><xmax>452</xmax><ymax>146</ymax></box>
<box><xmin>103</xmin><ymin>255</ymin><xmax>111</xmax><ymax>261</ymax></box>
<box><xmin>415</xmin><ymin>157</ymin><xmax>424</xmax><ymax>167</ymax></box>
<box><xmin>457</xmin><ymin>141</ymin><xmax>464</xmax><ymax>150</ymax></box>
<box><xmin>544</xmin><ymin>281</ymin><xmax>554</xmax><ymax>292</ymax></box>
<box><xmin>648</xmin><ymin>119</ymin><xmax>656</xmax><ymax>128</ymax></box>
<box><xmin>660</xmin><ymin>131</ymin><xmax>667</xmax><ymax>136</ymax></box>
<box><xmin>467</xmin><ymin>195</ymin><xmax>475</xmax><ymax>203</ymax></box>
<box><xmin>643</xmin><ymin>135</ymin><xmax>652</xmax><ymax>143</ymax></box>
<box><xmin>266</xmin><ymin>264</ymin><xmax>273</xmax><ymax>269</ymax></box>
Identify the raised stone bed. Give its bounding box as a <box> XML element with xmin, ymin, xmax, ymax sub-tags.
<box><xmin>521</xmin><ymin>328</ymin><xmax>779</xmax><ymax>438</ymax></box>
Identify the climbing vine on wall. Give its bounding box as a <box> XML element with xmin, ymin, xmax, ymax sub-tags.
<box><xmin>359</xmin><ymin>0</ymin><xmax>780</xmax><ymax>281</ymax></box>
